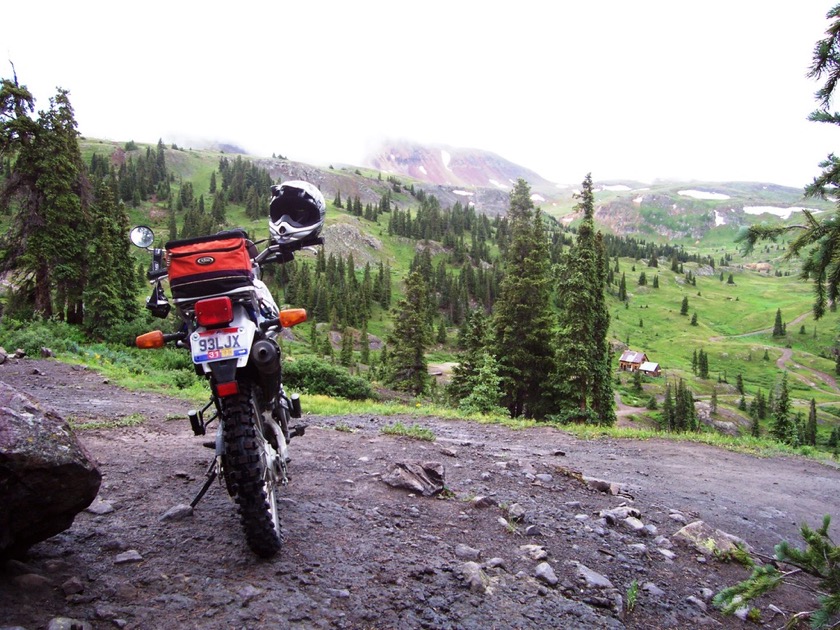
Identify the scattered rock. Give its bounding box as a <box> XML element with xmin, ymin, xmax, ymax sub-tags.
<box><xmin>381</xmin><ymin>461</ymin><xmax>445</xmax><ymax>496</ymax></box>
<box><xmin>470</xmin><ymin>496</ymin><xmax>497</xmax><ymax>509</ymax></box>
<box><xmin>643</xmin><ymin>582</ymin><xmax>665</xmax><ymax>597</ymax></box>
<box><xmin>61</xmin><ymin>576</ymin><xmax>85</xmax><ymax>595</ymax></box>
<box><xmin>686</xmin><ymin>595</ymin><xmax>708</xmax><ymax>612</ymax></box>
<box><xmin>454</xmin><ymin>543</ymin><xmax>481</xmax><ymax>561</ymax></box>
<box><xmin>506</xmin><ymin>503</ymin><xmax>527</xmax><ymax>522</ymax></box>
<box><xmin>520</xmin><ymin>544</ymin><xmax>548</xmax><ymax>561</ymax></box>
<box><xmin>583</xmin><ymin>476</ymin><xmax>623</xmax><ymax>495</ymax></box>
<box><xmin>574</xmin><ymin>562</ymin><xmax>614</xmax><ymax>589</ymax></box>
<box><xmin>160</xmin><ymin>504</ymin><xmax>194</xmax><ymax>521</ymax></box>
<box><xmin>672</xmin><ymin>520</ymin><xmax>751</xmax><ymax>558</ymax></box>
<box><xmin>534</xmin><ymin>562</ymin><xmax>558</xmax><ymax>586</ymax></box>
<box><xmin>47</xmin><ymin>618</ymin><xmax>93</xmax><ymax>630</ymax></box>
<box><xmin>458</xmin><ymin>561</ymin><xmax>487</xmax><ymax>593</ymax></box>
<box><xmin>114</xmin><ymin>550</ymin><xmax>144</xmax><ymax>564</ymax></box>
<box><xmin>86</xmin><ymin>498</ymin><xmax>115</xmax><ymax>515</ymax></box>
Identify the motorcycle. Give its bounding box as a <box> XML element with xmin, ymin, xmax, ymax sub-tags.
<box><xmin>130</xmin><ymin>209</ymin><xmax>323</xmax><ymax>558</ymax></box>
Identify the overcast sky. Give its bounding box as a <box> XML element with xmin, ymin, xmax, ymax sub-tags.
<box><xmin>4</xmin><ymin>1</ymin><xmax>839</xmax><ymax>188</ymax></box>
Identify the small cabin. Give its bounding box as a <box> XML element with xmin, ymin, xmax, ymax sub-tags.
<box><xmin>639</xmin><ymin>361</ymin><xmax>661</xmax><ymax>377</ymax></box>
<box><xmin>618</xmin><ymin>350</ymin><xmax>647</xmax><ymax>372</ymax></box>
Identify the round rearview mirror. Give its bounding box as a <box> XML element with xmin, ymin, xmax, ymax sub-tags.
<box><xmin>130</xmin><ymin>225</ymin><xmax>155</xmax><ymax>249</ymax></box>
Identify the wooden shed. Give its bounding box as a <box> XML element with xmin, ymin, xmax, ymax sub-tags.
<box><xmin>618</xmin><ymin>350</ymin><xmax>648</xmax><ymax>372</ymax></box>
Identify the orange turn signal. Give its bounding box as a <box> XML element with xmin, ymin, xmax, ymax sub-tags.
<box><xmin>136</xmin><ymin>330</ymin><xmax>165</xmax><ymax>349</ymax></box>
<box><xmin>279</xmin><ymin>308</ymin><xmax>307</xmax><ymax>328</ymax></box>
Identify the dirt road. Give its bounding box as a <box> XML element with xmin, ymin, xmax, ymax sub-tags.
<box><xmin>2</xmin><ymin>358</ymin><xmax>839</xmax><ymax>629</ymax></box>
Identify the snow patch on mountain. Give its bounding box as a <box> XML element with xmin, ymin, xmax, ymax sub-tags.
<box><xmin>679</xmin><ymin>190</ymin><xmax>731</xmax><ymax>200</ymax></box>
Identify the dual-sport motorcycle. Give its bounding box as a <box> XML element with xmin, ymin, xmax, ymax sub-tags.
<box><xmin>130</xmin><ymin>180</ymin><xmax>326</xmax><ymax>557</ymax></box>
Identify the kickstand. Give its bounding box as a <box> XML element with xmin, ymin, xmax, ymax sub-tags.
<box><xmin>190</xmin><ymin>459</ymin><xmax>218</xmax><ymax>508</ymax></box>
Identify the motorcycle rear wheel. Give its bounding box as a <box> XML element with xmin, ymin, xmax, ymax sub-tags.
<box><xmin>221</xmin><ymin>379</ymin><xmax>282</xmax><ymax>558</ymax></box>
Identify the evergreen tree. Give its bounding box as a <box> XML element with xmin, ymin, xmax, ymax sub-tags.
<box><xmin>340</xmin><ymin>327</ymin><xmax>354</xmax><ymax>367</ymax></box>
<box><xmin>618</xmin><ymin>272</ymin><xmax>627</xmax><ymax>301</ymax></box>
<box><xmin>690</xmin><ymin>312</ymin><xmax>698</xmax><ymax>326</ymax></box>
<box><xmin>0</xmin><ymin>79</ymin><xmax>90</xmax><ymax>322</ymax></box>
<box><xmin>492</xmin><ymin>179</ymin><xmax>557</xmax><ymax>418</ymax></box>
<box><xmin>772</xmin><ymin>373</ymin><xmax>796</xmax><ymax>445</ymax></box>
<box><xmin>680</xmin><ymin>295</ymin><xmax>689</xmax><ymax>315</ymax></box>
<box><xmin>359</xmin><ymin>321</ymin><xmax>370</xmax><ymax>365</ymax></box>
<box><xmin>773</xmin><ymin>308</ymin><xmax>785</xmax><ymax>336</ymax></box>
<box><xmin>736</xmin><ymin>373</ymin><xmax>745</xmax><ymax>395</ymax></box>
<box><xmin>711</xmin><ymin>387</ymin><xmax>718</xmax><ymax>414</ymax></box>
<box><xmin>449</xmin><ymin>309</ymin><xmax>490</xmax><ymax>404</ymax></box>
<box><xmin>653</xmin><ymin>274</ymin><xmax>659</xmax><ymax>288</ymax></box>
<box><xmin>458</xmin><ymin>352</ymin><xmax>505</xmax><ymax>416</ymax></box>
<box><xmin>806</xmin><ymin>398</ymin><xmax>818</xmax><ymax>447</ymax></box>
<box><xmin>385</xmin><ymin>271</ymin><xmax>430</xmax><ymax>394</ymax></box>
<box><xmin>553</xmin><ymin>174</ymin><xmax>615</xmax><ymax>425</ymax></box>
<box><xmin>663</xmin><ymin>382</ymin><xmax>676</xmax><ymax>431</ymax></box>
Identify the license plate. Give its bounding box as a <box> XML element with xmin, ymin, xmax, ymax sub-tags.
<box><xmin>191</xmin><ymin>327</ymin><xmax>250</xmax><ymax>363</ymax></box>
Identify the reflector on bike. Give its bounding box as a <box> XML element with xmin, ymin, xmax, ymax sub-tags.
<box><xmin>279</xmin><ymin>308</ymin><xmax>307</xmax><ymax>328</ymax></box>
<box><xmin>215</xmin><ymin>381</ymin><xmax>239</xmax><ymax>397</ymax></box>
<box><xmin>196</xmin><ymin>297</ymin><xmax>234</xmax><ymax>327</ymax></box>
<box><xmin>136</xmin><ymin>330</ymin><xmax>165</xmax><ymax>349</ymax></box>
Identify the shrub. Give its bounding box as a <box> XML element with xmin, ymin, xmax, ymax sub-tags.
<box><xmin>283</xmin><ymin>356</ymin><xmax>375</xmax><ymax>400</ymax></box>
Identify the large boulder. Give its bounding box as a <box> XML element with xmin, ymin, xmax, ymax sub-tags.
<box><xmin>0</xmin><ymin>381</ymin><xmax>101</xmax><ymax>559</ymax></box>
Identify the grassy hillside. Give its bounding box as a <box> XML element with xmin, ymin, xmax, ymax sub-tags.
<box><xmin>72</xmin><ymin>139</ymin><xmax>840</xmax><ymax>448</ymax></box>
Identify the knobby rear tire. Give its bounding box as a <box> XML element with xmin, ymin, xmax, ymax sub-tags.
<box><xmin>221</xmin><ymin>380</ymin><xmax>282</xmax><ymax>558</ymax></box>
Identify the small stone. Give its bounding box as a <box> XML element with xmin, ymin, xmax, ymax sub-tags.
<box><xmin>459</xmin><ymin>561</ymin><xmax>487</xmax><ymax>593</ymax></box>
<box><xmin>160</xmin><ymin>504</ymin><xmax>193</xmax><ymax>521</ymax></box>
<box><xmin>520</xmin><ymin>544</ymin><xmax>548</xmax><ymax>561</ymax></box>
<box><xmin>669</xmin><ymin>512</ymin><xmax>687</xmax><ymax>524</ymax></box>
<box><xmin>686</xmin><ymin>595</ymin><xmax>707</xmax><ymax>612</ymax></box>
<box><xmin>439</xmin><ymin>447</ymin><xmax>457</xmax><ymax>457</ymax></box>
<box><xmin>627</xmin><ymin>543</ymin><xmax>648</xmax><ymax>555</ymax></box>
<box><xmin>455</xmin><ymin>543</ymin><xmax>481</xmax><ymax>561</ymax></box>
<box><xmin>654</xmin><ymin>535</ymin><xmax>672</xmax><ymax>549</ymax></box>
<box><xmin>658</xmin><ymin>548</ymin><xmax>676</xmax><ymax>560</ymax></box>
<box><xmin>47</xmin><ymin>618</ymin><xmax>93</xmax><ymax>630</ymax></box>
<box><xmin>326</xmin><ymin>588</ymin><xmax>351</xmax><ymax>598</ymax></box>
<box><xmin>86</xmin><ymin>499</ymin><xmax>115</xmax><ymax>515</ymax></box>
<box><xmin>525</xmin><ymin>524</ymin><xmax>541</xmax><ymax>536</ymax></box>
<box><xmin>62</xmin><ymin>576</ymin><xmax>85</xmax><ymax>595</ymax></box>
<box><xmin>643</xmin><ymin>524</ymin><xmax>658</xmax><ymax>537</ymax></box>
<box><xmin>622</xmin><ymin>516</ymin><xmax>645</xmax><ymax>533</ymax></box>
<box><xmin>643</xmin><ymin>582</ymin><xmax>665</xmax><ymax>597</ymax></box>
<box><xmin>574</xmin><ymin>562</ymin><xmax>614</xmax><ymax>589</ymax></box>
<box><xmin>564</xmin><ymin>501</ymin><xmax>582</xmax><ymax>509</ymax></box>
<box><xmin>535</xmin><ymin>474</ymin><xmax>553</xmax><ymax>483</ymax></box>
<box><xmin>507</xmin><ymin>503</ymin><xmax>527</xmax><ymax>522</ymax></box>
<box><xmin>485</xmin><ymin>557</ymin><xmax>505</xmax><ymax>569</ymax></box>
<box><xmin>114</xmin><ymin>550</ymin><xmax>143</xmax><ymax>564</ymax></box>
<box><xmin>700</xmin><ymin>587</ymin><xmax>715</xmax><ymax>601</ymax></box>
<box><xmin>535</xmin><ymin>562</ymin><xmax>558</xmax><ymax>586</ymax></box>
<box><xmin>239</xmin><ymin>585</ymin><xmax>263</xmax><ymax>604</ymax></box>
<box><xmin>471</xmin><ymin>496</ymin><xmax>497</xmax><ymax>509</ymax></box>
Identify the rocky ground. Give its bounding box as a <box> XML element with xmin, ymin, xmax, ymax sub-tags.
<box><xmin>2</xmin><ymin>358</ymin><xmax>839</xmax><ymax>629</ymax></box>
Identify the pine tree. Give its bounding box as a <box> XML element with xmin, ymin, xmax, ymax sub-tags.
<box><xmin>711</xmin><ymin>387</ymin><xmax>718</xmax><ymax>414</ymax></box>
<box><xmin>553</xmin><ymin>174</ymin><xmax>615</xmax><ymax>425</ymax></box>
<box><xmin>385</xmin><ymin>271</ymin><xmax>430</xmax><ymax>394</ymax></box>
<box><xmin>690</xmin><ymin>312</ymin><xmax>698</xmax><ymax>326</ymax></box>
<box><xmin>772</xmin><ymin>373</ymin><xmax>796</xmax><ymax>445</ymax></box>
<box><xmin>340</xmin><ymin>327</ymin><xmax>354</xmax><ymax>367</ymax></box>
<box><xmin>653</xmin><ymin>275</ymin><xmax>659</xmax><ymax>288</ymax></box>
<box><xmin>736</xmin><ymin>373</ymin><xmax>745</xmax><ymax>395</ymax></box>
<box><xmin>492</xmin><ymin>179</ymin><xmax>557</xmax><ymax>418</ymax></box>
<box><xmin>773</xmin><ymin>308</ymin><xmax>785</xmax><ymax>336</ymax></box>
<box><xmin>458</xmin><ymin>352</ymin><xmax>504</xmax><ymax>416</ymax></box>
<box><xmin>0</xmin><ymin>80</ymin><xmax>90</xmax><ymax>322</ymax></box>
<box><xmin>618</xmin><ymin>272</ymin><xmax>627</xmax><ymax>301</ymax></box>
<box><xmin>680</xmin><ymin>295</ymin><xmax>689</xmax><ymax>315</ymax></box>
<box><xmin>449</xmin><ymin>309</ymin><xmax>490</xmax><ymax>404</ymax></box>
<box><xmin>806</xmin><ymin>398</ymin><xmax>818</xmax><ymax>447</ymax></box>
<box><xmin>663</xmin><ymin>382</ymin><xmax>675</xmax><ymax>431</ymax></box>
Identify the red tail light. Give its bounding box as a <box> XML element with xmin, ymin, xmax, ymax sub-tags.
<box><xmin>196</xmin><ymin>297</ymin><xmax>233</xmax><ymax>328</ymax></box>
<box><xmin>215</xmin><ymin>381</ymin><xmax>240</xmax><ymax>397</ymax></box>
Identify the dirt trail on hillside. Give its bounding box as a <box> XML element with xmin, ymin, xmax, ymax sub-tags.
<box><xmin>2</xmin><ymin>358</ymin><xmax>839</xmax><ymax>629</ymax></box>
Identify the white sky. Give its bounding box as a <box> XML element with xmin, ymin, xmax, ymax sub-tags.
<box><xmin>3</xmin><ymin>1</ymin><xmax>838</xmax><ymax>188</ymax></box>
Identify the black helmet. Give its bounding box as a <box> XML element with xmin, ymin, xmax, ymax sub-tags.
<box><xmin>269</xmin><ymin>180</ymin><xmax>326</xmax><ymax>245</ymax></box>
